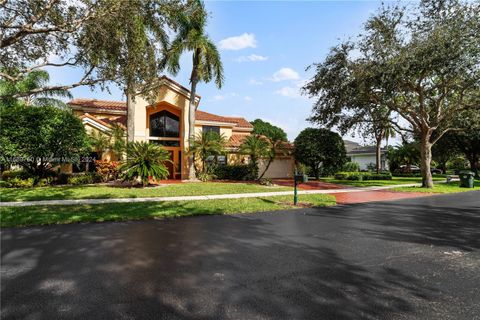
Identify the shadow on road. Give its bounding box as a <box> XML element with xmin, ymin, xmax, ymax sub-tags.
<box><xmin>0</xmin><ymin>203</ymin><xmax>448</xmax><ymax>320</ymax></box>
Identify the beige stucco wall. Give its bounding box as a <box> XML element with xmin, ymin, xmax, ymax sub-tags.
<box><xmin>194</xmin><ymin>125</ymin><xmax>233</xmax><ymax>139</ymax></box>
<box><xmin>258</xmin><ymin>157</ymin><xmax>295</xmax><ymax>179</ymax></box>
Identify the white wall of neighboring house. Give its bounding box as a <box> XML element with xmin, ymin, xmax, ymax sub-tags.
<box><xmin>349</xmin><ymin>154</ymin><xmax>389</xmax><ymax>171</ymax></box>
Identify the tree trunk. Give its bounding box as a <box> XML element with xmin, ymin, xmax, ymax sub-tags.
<box><xmin>467</xmin><ymin>153</ymin><xmax>479</xmax><ymax>178</ymax></box>
<box><xmin>375</xmin><ymin>135</ymin><xmax>382</xmax><ymax>173</ymax></box>
<box><xmin>126</xmin><ymin>85</ymin><xmax>135</xmax><ymax>142</ymax></box>
<box><xmin>187</xmin><ymin>78</ymin><xmax>198</xmax><ymax>180</ymax></box>
<box><xmin>420</xmin><ymin>133</ymin><xmax>434</xmax><ymax>188</ymax></box>
<box><xmin>258</xmin><ymin>156</ymin><xmax>273</xmax><ymax>180</ymax></box>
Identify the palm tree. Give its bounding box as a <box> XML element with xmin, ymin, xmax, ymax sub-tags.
<box><xmin>89</xmin><ymin>131</ymin><xmax>112</xmax><ymax>159</ymax></box>
<box><xmin>189</xmin><ymin>131</ymin><xmax>226</xmax><ymax>174</ymax></box>
<box><xmin>110</xmin><ymin>123</ymin><xmax>126</xmax><ymax>160</ymax></box>
<box><xmin>120</xmin><ymin>141</ymin><xmax>171</xmax><ymax>187</ymax></box>
<box><xmin>0</xmin><ymin>70</ymin><xmax>71</xmax><ymax>107</ymax></box>
<box><xmin>162</xmin><ymin>0</ymin><xmax>224</xmax><ymax>180</ymax></box>
<box><xmin>239</xmin><ymin>135</ymin><xmax>271</xmax><ymax>180</ymax></box>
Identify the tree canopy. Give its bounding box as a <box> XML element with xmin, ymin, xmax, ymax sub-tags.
<box><xmin>303</xmin><ymin>0</ymin><xmax>480</xmax><ymax>187</ymax></box>
<box><xmin>0</xmin><ymin>105</ymin><xmax>90</xmax><ymax>177</ymax></box>
<box><xmin>293</xmin><ymin>128</ymin><xmax>346</xmax><ymax>179</ymax></box>
<box><xmin>250</xmin><ymin>119</ymin><xmax>288</xmax><ymax>142</ymax></box>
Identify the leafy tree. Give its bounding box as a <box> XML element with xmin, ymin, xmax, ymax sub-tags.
<box><xmin>120</xmin><ymin>141</ymin><xmax>171</xmax><ymax>187</ymax></box>
<box><xmin>250</xmin><ymin>119</ymin><xmax>288</xmax><ymax>142</ymax></box>
<box><xmin>0</xmin><ymin>105</ymin><xmax>89</xmax><ymax>177</ymax></box>
<box><xmin>189</xmin><ymin>131</ymin><xmax>226</xmax><ymax>175</ymax></box>
<box><xmin>293</xmin><ymin>128</ymin><xmax>346</xmax><ymax>179</ymax></box>
<box><xmin>1</xmin><ymin>0</ymin><xmax>182</xmax><ymax>101</ymax></box>
<box><xmin>303</xmin><ymin>44</ymin><xmax>395</xmax><ymax>173</ymax></box>
<box><xmin>239</xmin><ymin>135</ymin><xmax>271</xmax><ymax>180</ymax></box>
<box><xmin>304</xmin><ymin>0</ymin><xmax>480</xmax><ymax>187</ymax></box>
<box><xmin>162</xmin><ymin>0</ymin><xmax>224</xmax><ymax>180</ymax></box>
<box><xmin>0</xmin><ymin>70</ymin><xmax>71</xmax><ymax>108</ymax></box>
<box><xmin>387</xmin><ymin>143</ymin><xmax>420</xmax><ymax>173</ymax></box>
<box><xmin>437</xmin><ymin>110</ymin><xmax>480</xmax><ymax>177</ymax></box>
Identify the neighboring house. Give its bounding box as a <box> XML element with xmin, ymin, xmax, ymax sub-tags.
<box><xmin>67</xmin><ymin>76</ymin><xmax>294</xmax><ymax>179</ymax></box>
<box><xmin>344</xmin><ymin>140</ymin><xmax>389</xmax><ymax>171</ymax></box>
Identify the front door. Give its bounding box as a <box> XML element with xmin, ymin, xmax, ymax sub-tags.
<box><xmin>166</xmin><ymin>150</ymin><xmax>174</xmax><ymax>179</ymax></box>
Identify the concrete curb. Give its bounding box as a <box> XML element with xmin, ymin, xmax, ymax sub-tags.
<box><xmin>0</xmin><ymin>183</ymin><xmax>423</xmax><ymax>207</ymax></box>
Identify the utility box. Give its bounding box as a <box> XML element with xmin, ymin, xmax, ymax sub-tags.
<box><xmin>459</xmin><ymin>171</ymin><xmax>475</xmax><ymax>188</ymax></box>
<box><xmin>294</xmin><ymin>174</ymin><xmax>308</xmax><ymax>184</ymax></box>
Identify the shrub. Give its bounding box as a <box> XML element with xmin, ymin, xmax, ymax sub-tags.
<box><xmin>334</xmin><ymin>172</ymin><xmax>392</xmax><ymax>181</ymax></box>
<box><xmin>214</xmin><ymin>164</ymin><xmax>256</xmax><ymax>181</ymax></box>
<box><xmin>67</xmin><ymin>173</ymin><xmax>101</xmax><ymax>185</ymax></box>
<box><xmin>1</xmin><ymin>177</ymin><xmax>35</xmax><ymax>188</ymax></box>
<box><xmin>120</xmin><ymin>142</ymin><xmax>171</xmax><ymax>187</ymax></box>
<box><xmin>95</xmin><ymin>160</ymin><xmax>119</xmax><ymax>182</ymax></box>
<box><xmin>342</xmin><ymin>162</ymin><xmax>360</xmax><ymax>172</ymax></box>
<box><xmin>1</xmin><ymin>170</ymin><xmax>34</xmax><ymax>181</ymax></box>
<box><xmin>197</xmin><ymin>171</ymin><xmax>216</xmax><ymax>182</ymax></box>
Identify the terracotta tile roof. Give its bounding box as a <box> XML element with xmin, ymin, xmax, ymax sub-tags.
<box><xmin>79</xmin><ymin>113</ymin><xmax>113</xmax><ymax>128</ymax></box>
<box><xmin>195</xmin><ymin>110</ymin><xmax>253</xmax><ymax>129</ymax></box>
<box><xmin>99</xmin><ymin>116</ymin><xmax>127</xmax><ymax>129</ymax></box>
<box><xmin>69</xmin><ymin>98</ymin><xmax>252</xmax><ymax>128</ymax></box>
<box><xmin>224</xmin><ymin>116</ymin><xmax>253</xmax><ymax>129</ymax></box>
<box><xmin>228</xmin><ymin>134</ymin><xmax>248</xmax><ymax>148</ymax></box>
<box><xmin>68</xmin><ymin>98</ymin><xmax>126</xmax><ymax>111</ymax></box>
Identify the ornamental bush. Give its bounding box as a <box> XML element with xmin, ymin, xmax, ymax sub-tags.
<box><xmin>213</xmin><ymin>164</ymin><xmax>256</xmax><ymax>181</ymax></box>
<box><xmin>334</xmin><ymin>172</ymin><xmax>392</xmax><ymax>181</ymax></box>
<box><xmin>95</xmin><ymin>160</ymin><xmax>119</xmax><ymax>182</ymax></box>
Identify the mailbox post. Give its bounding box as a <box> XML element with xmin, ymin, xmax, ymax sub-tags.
<box><xmin>294</xmin><ymin>173</ymin><xmax>308</xmax><ymax>205</ymax></box>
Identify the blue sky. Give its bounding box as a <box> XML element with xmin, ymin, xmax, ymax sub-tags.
<box><xmin>49</xmin><ymin>0</ymin><xmax>385</xmax><ymax>142</ymax></box>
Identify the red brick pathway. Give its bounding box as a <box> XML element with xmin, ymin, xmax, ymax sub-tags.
<box><xmin>333</xmin><ymin>190</ymin><xmax>432</xmax><ymax>204</ymax></box>
<box><xmin>272</xmin><ymin>179</ymin><xmax>347</xmax><ymax>190</ymax></box>
<box><xmin>273</xmin><ymin>178</ymin><xmax>433</xmax><ymax>204</ymax></box>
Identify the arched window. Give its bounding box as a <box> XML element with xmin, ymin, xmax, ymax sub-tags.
<box><xmin>149</xmin><ymin>110</ymin><xmax>180</xmax><ymax>138</ymax></box>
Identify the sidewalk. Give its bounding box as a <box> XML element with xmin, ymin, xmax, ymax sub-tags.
<box><xmin>0</xmin><ymin>183</ymin><xmax>422</xmax><ymax>207</ymax></box>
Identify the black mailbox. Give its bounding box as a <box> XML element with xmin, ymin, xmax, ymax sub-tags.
<box><xmin>294</xmin><ymin>174</ymin><xmax>308</xmax><ymax>183</ymax></box>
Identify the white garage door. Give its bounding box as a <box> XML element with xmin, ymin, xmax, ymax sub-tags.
<box><xmin>258</xmin><ymin>157</ymin><xmax>294</xmax><ymax>179</ymax></box>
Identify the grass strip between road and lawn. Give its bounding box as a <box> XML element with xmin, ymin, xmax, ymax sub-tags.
<box><xmin>392</xmin><ymin>180</ymin><xmax>480</xmax><ymax>193</ymax></box>
<box><xmin>0</xmin><ymin>182</ymin><xmax>292</xmax><ymax>202</ymax></box>
<box><xmin>0</xmin><ymin>194</ymin><xmax>336</xmax><ymax>228</ymax></box>
<box><xmin>318</xmin><ymin>176</ymin><xmax>446</xmax><ymax>187</ymax></box>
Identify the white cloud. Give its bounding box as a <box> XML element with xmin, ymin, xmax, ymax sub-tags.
<box><xmin>275</xmin><ymin>86</ymin><xmax>301</xmax><ymax>98</ymax></box>
<box><xmin>244</xmin><ymin>96</ymin><xmax>252</xmax><ymax>101</ymax></box>
<box><xmin>212</xmin><ymin>95</ymin><xmax>225</xmax><ymax>101</ymax></box>
<box><xmin>271</xmin><ymin>68</ymin><xmax>300</xmax><ymax>82</ymax></box>
<box><xmin>248</xmin><ymin>78</ymin><xmax>263</xmax><ymax>85</ymax></box>
<box><xmin>235</xmin><ymin>54</ymin><xmax>268</xmax><ymax>62</ymax></box>
<box><xmin>209</xmin><ymin>92</ymin><xmax>238</xmax><ymax>102</ymax></box>
<box><xmin>219</xmin><ymin>33</ymin><xmax>257</xmax><ymax>50</ymax></box>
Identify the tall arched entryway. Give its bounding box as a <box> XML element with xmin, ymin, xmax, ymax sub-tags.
<box><xmin>147</xmin><ymin>107</ymin><xmax>182</xmax><ymax>179</ymax></box>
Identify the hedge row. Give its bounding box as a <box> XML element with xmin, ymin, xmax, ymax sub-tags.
<box><xmin>334</xmin><ymin>172</ymin><xmax>392</xmax><ymax>181</ymax></box>
<box><xmin>213</xmin><ymin>164</ymin><xmax>256</xmax><ymax>181</ymax></box>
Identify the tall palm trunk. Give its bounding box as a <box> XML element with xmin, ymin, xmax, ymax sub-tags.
<box><xmin>188</xmin><ymin>52</ymin><xmax>201</xmax><ymax>180</ymax></box>
<box><xmin>126</xmin><ymin>84</ymin><xmax>135</xmax><ymax>142</ymax></box>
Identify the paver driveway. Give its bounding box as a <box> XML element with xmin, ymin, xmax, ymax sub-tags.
<box><xmin>1</xmin><ymin>191</ymin><xmax>479</xmax><ymax>319</ymax></box>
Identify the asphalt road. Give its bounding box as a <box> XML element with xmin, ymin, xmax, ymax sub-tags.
<box><xmin>1</xmin><ymin>191</ymin><xmax>480</xmax><ymax>320</ymax></box>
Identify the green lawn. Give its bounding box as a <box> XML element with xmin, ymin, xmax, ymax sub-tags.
<box><xmin>319</xmin><ymin>176</ymin><xmax>445</xmax><ymax>187</ymax></box>
<box><xmin>0</xmin><ymin>182</ymin><xmax>291</xmax><ymax>202</ymax></box>
<box><xmin>392</xmin><ymin>180</ymin><xmax>480</xmax><ymax>193</ymax></box>
<box><xmin>0</xmin><ymin>194</ymin><xmax>336</xmax><ymax>228</ymax></box>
